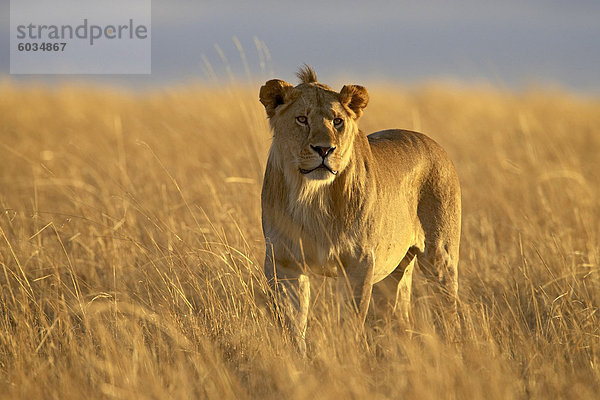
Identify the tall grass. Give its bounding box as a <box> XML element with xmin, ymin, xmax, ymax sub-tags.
<box><xmin>0</xmin><ymin>81</ymin><xmax>599</xmax><ymax>399</ymax></box>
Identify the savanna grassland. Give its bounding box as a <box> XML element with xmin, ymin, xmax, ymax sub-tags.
<box><xmin>0</xmin><ymin>80</ymin><xmax>599</xmax><ymax>399</ymax></box>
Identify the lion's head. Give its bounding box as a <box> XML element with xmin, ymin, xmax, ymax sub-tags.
<box><xmin>259</xmin><ymin>65</ymin><xmax>369</xmax><ymax>185</ymax></box>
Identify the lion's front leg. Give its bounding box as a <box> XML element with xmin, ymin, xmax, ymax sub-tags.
<box><xmin>339</xmin><ymin>253</ymin><xmax>375</xmax><ymax>326</ymax></box>
<box><xmin>264</xmin><ymin>253</ymin><xmax>310</xmax><ymax>355</ymax></box>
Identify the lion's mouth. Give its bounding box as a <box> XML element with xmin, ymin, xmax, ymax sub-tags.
<box><xmin>299</xmin><ymin>163</ymin><xmax>338</xmax><ymax>175</ymax></box>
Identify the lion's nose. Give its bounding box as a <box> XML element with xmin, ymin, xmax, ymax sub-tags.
<box><xmin>310</xmin><ymin>145</ymin><xmax>336</xmax><ymax>158</ymax></box>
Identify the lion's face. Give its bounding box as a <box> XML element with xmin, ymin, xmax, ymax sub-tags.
<box><xmin>260</xmin><ymin>79</ymin><xmax>369</xmax><ymax>185</ymax></box>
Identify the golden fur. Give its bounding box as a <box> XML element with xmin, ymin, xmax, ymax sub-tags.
<box><xmin>259</xmin><ymin>66</ymin><xmax>461</xmax><ymax>353</ymax></box>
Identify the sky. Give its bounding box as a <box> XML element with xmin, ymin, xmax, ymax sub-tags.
<box><xmin>1</xmin><ymin>0</ymin><xmax>599</xmax><ymax>94</ymax></box>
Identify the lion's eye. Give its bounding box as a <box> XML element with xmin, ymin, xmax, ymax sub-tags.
<box><xmin>296</xmin><ymin>116</ymin><xmax>308</xmax><ymax>125</ymax></box>
<box><xmin>333</xmin><ymin>118</ymin><xmax>343</xmax><ymax>126</ymax></box>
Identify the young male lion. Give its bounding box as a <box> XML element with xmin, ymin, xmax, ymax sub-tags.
<box><xmin>259</xmin><ymin>66</ymin><xmax>461</xmax><ymax>353</ymax></box>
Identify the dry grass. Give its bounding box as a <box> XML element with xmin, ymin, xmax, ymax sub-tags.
<box><xmin>0</xmin><ymin>80</ymin><xmax>599</xmax><ymax>399</ymax></box>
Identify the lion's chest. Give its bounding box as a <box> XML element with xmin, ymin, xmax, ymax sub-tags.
<box><xmin>282</xmin><ymin>178</ymin><xmax>360</xmax><ymax>277</ymax></box>
<box><xmin>297</xmin><ymin>222</ymin><xmax>355</xmax><ymax>278</ymax></box>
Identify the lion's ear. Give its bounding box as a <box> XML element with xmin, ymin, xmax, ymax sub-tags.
<box><xmin>339</xmin><ymin>85</ymin><xmax>369</xmax><ymax>119</ymax></box>
<box><xmin>259</xmin><ymin>79</ymin><xmax>294</xmax><ymax>118</ymax></box>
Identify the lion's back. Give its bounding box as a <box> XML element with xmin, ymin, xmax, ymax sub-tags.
<box><xmin>368</xmin><ymin>129</ymin><xmax>444</xmax><ymax>162</ymax></box>
<box><xmin>367</xmin><ymin>129</ymin><xmax>457</xmax><ymax>182</ymax></box>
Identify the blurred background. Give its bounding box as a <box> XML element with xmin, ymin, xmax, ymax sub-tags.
<box><xmin>1</xmin><ymin>0</ymin><xmax>599</xmax><ymax>94</ymax></box>
<box><xmin>1</xmin><ymin>2</ymin><xmax>600</xmax><ymax>398</ymax></box>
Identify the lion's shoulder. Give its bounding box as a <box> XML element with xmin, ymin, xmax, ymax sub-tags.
<box><xmin>367</xmin><ymin>129</ymin><xmax>449</xmax><ymax>166</ymax></box>
<box><xmin>368</xmin><ymin>129</ymin><xmax>434</xmax><ymax>147</ymax></box>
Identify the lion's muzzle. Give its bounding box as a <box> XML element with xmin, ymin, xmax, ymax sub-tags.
<box><xmin>299</xmin><ymin>145</ymin><xmax>338</xmax><ymax>176</ymax></box>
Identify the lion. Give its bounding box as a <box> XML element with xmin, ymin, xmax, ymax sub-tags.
<box><xmin>259</xmin><ymin>65</ymin><xmax>461</xmax><ymax>353</ymax></box>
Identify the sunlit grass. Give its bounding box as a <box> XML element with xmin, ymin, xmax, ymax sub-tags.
<box><xmin>0</xmin><ymin>82</ymin><xmax>599</xmax><ymax>399</ymax></box>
